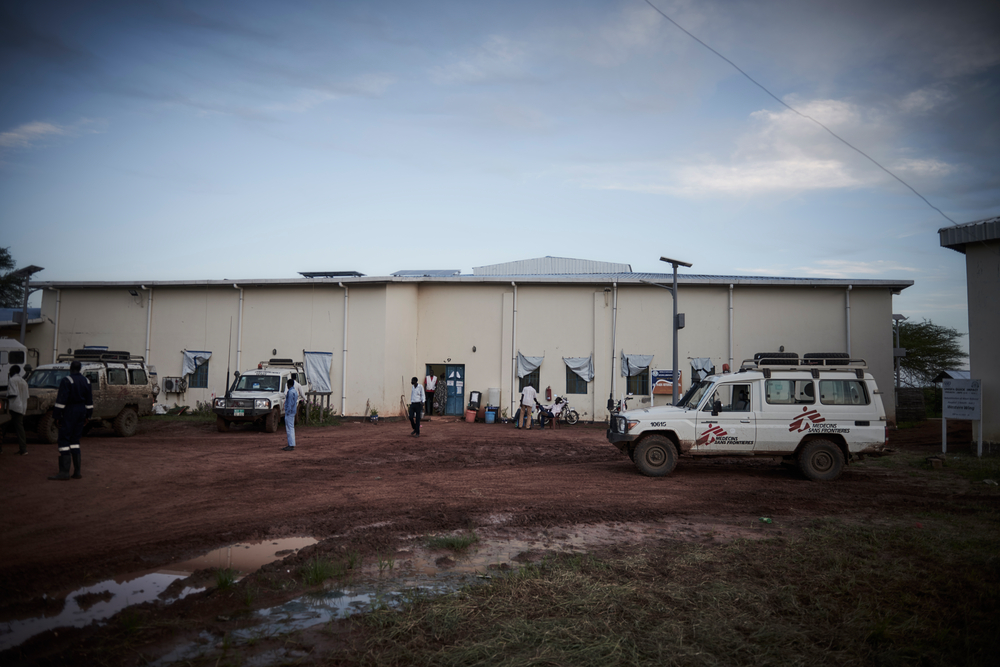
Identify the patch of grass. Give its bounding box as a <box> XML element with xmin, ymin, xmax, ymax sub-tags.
<box><xmin>941</xmin><ymin>451</ymin><xmax>1000</xmax><ymax>483</ymax></box>
<box><xmin>214</xmin><ymin>568</ymin><xmax>238</xmax><ymax>591</ymax></box>
<box><xmin>118</xmin><ymin>609</ymin><xmax>144</xmax><ymax>635</ymax></box>
<box><xmin>377</xmin><ymin>553</ymin><xmax>395</xmax><ymax>574</ymax></box>
<box><xmin>300</xmin><ymin>556</ymin><xmax>348</xmax><ymax>586</ymax></box>
<box><xmin>426</xmin><ymin>531</ymin><xmax>480</xmax><ymax>553</ymax></box>
<box><xmin>357</xmin><ymin>515</ymin><xmax>1000</xmax><ymax>667</ymax></box>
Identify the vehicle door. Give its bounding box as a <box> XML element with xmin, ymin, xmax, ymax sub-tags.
<box><xmin>757</xmin><ymin>378</ymin><xmax>818</xmax><ymax>452</ymax></box>
<box><xmin>694</xmin><ymin>381</ymin><xmax>756</xmax><ymax>451</ymax></box>
<box><xmin>101</xmin><ymin>363</ymin><xmax>129</xmax><ymax>418</ymax></box>
<box><xmin>127</xmin><ymin>364</ymin><xmax>154</xmax><ymax>414</ymax></box>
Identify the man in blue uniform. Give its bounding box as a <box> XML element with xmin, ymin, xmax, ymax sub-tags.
<box><xmin>281</xmin><ymin>378</ymin><xmax>298</xmax><ymax>451</ymax></box>
<box><xmin>48</xmin><ymin>360</ymin><xmax>93</xmax><ymax>480</ymax></box>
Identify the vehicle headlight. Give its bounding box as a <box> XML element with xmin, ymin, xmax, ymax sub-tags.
<box><xmin>255</xmin><ymin>398</ymin><xmax>270</xmax><ymax>410</ymax></box>
<box><xmin>214</xmin><ymin>398</ymin><xmax>226</xmax><ymax>408</ymax></box>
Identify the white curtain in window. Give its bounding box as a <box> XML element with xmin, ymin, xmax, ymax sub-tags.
<box><xmin>620</xmin><ymin>352</ymin><xmax>653</xmax><ymax>377</ymax></box>
<box><xmin>563</xmin><ymin>355</ymin><xmax>594</xmax><ymax>382</ymax></box>
<box><xmin>182</xmin><ymin>350</ymin><xmax>212</xmax><ymax>377</ymax></box>
<box><xmin>517</xmin><ymin>352</ymin><xmax>544</xmax><ymax>378</ymax></box>
<box><xmin>304</xmin><ymin>351</ymin><xmax>334</xmax><ymax>393</ymax></box>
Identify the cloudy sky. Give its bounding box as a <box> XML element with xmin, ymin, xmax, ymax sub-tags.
<box><xmin>2</xmin><ymin>0</ymin><xmax>998</xmax><ymax>342</ymax></box>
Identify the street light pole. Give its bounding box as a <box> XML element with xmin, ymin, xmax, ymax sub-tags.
<box><xmin>10</xmin><ymin>265</ymin><xmax>44</xmax><ymax>345</ymax></box>
<box><xmin>643</xmin><ymin>256</ymin><xmax>692</xmax><ymax>405</ymax></box>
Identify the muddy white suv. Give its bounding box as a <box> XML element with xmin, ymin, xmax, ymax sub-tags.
<box><xmin>24</xmin><ymin>350</ymin><xmax>159</xmax><ymax>443</ymax></box>
<box><xmin>607</xmin><ymin>353</ymin><xmax>887</xmax><ymax>481</ymax></box>
<box><xmin>213</xmin><ymin>359</ymin><xmax>308</xmax><ymax>432</ymax></box>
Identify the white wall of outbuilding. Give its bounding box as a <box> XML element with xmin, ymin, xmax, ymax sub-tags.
<box><xmin>24</xmin><ymin>275</ymin><xmax>907</xmax><ymax>423</ymax></box>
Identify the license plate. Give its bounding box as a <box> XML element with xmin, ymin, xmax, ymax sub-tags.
<box><xmin>233</xmin><ymin>409</ymin><xmax>244</xmax><ymax>417</ymax></box>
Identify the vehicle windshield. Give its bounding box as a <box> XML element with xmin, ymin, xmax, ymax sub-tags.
<box><xmin>234</xmin><ymin>375</ymin><xmax>282</xmax><ymax>392</ymax></box>
<box><xmin>28</xmin><ymin>369</ymin><xmax>69</xmax><ymax>389</ymax></box>
<box><xmin>676</xmin><ymin>380</ymin><xmax>713</xmax><ymax>409</ymax></box>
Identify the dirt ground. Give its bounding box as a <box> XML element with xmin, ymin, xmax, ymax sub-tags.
<box><xmin>0</xmin><ymin>414</ymin><xmax>981</xmax><ymax>662</ymax></box>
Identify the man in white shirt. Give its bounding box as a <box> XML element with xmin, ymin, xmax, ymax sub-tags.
<box><xmin>537</xmin><ymin>396</ymin><xmax>566</xmax><ymax>429</ymax></box>
<box><xmin>424</xmin><ymin>373</ymin><xmax>437</xmax><ymax>415</ymax></box>
<box><xmin>518</xmin><ymin>384</ymin><xmax>538</xmax><ymax>429</ymax></box>
<box><xmin>5</xmin><ymin>365</ymin><xmax>29</xmax><ymax>455</ymax></box>
<box><xmin>409</xmin><ymin>376</ymin><xmax>426</xmax><ymax>436</ymax></box>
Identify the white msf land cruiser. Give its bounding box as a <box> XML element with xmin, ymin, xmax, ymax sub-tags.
<box><xmin>606</xmin><ymin>353</ymin><xmax>888</xmax><ymax>481</ymax></box>
<box><xmin>213</xmin><ymin>359</ymin><xmax>308</xmax><ymax>432</ymax></box>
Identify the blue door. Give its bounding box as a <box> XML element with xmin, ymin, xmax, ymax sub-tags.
<box><xmin>445</xmin><ymin>365</ymin><xmax>465</xmax><ymax>415</ymax></box>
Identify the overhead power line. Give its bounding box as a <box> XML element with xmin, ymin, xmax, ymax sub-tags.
<box><xmin>643</xmin><ymin>0</ymin><xmax>957</xmax><ymax>225</ymax></box>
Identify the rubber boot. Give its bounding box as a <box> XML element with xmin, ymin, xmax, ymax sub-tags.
<box><xmin>71</xmin><ymin>450</ymin><xmax>82</xmax><ymax>479</ymax></box>
<box><xmin>48</xmin><ymin>453</ymin><xmax>72</xmax><ymax>480</ymax></box>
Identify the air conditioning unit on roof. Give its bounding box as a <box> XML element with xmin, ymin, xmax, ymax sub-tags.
<box><xmin>162</xmin><ymin>377</ymin><xmax>187</xmax><ymax>393</ymax></box>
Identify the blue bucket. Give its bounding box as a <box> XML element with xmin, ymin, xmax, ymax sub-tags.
<box><xmin>485</xmin><ymin>409</ymin><xmax>496</xmax><ymax>424</ymax></box>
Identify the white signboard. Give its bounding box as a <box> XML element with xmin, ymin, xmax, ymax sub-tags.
<box><xmin>942</xmin><ymin>379</ymin><xmax>981</xmax><ymax>420</ymax></box>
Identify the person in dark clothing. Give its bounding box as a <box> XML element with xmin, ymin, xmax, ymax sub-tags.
<box><xmin>48</xmin><ymin>360</ymin><xmax>93</xmax><ymax>480</ymax></box>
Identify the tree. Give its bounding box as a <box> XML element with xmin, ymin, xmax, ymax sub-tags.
<box><xmin>0</xmin><ymin>247</ymin><xmax>25</xmax><ymax>308</ymax></box>
<box><xmin>897</xmin><ymin>318</ymin><xmax>968</xmax><ymax>387</ymax></box>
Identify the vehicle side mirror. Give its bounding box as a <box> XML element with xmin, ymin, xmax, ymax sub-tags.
<box><xmin>234</xmin><ymin>371</ymin><xmax>241</xmax><ymax>377</ymax></box>
<box><xmin>712</xmin><ymin>400</ymin><xmax>722</xmax><ymax>416</ymax></box>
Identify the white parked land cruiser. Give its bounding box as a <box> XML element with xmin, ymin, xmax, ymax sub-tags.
<box><xmin>606</xmin><ymin>353</ymin><xmax>887</xmax><ymax>481</ymax></box>
<box><xmin>213</xmin><ymin>359</ymin><xmax>308</xmax><ymax>432</ymax></box>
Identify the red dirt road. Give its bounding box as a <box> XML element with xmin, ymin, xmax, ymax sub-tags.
<box><xmin>0</xmin><ymin>415</ymin><xmax>979</xmax><ymax>608</ymax></box>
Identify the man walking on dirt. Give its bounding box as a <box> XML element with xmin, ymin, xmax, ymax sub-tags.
<box><xmin>409</xmin><ymin>376</ymin><xmax>425</xmax><ymax>436</ymax></box>
<box><xmin>518</xmin><ymin>383</ymin><xmax>538</xmax><ymax>429</ymax></box>
<box><xmin>282</xmin><ymin>378</ymin><xmax>298</xmax><ymax>451</ymax></box>
<box><xmin>5</xmin><ymin>365</ymin><xmax>29</xmax><ymax>455</ymax></box>
<box><xmin>48</xmin><ymin>360</ymin><xmax>93</xmax><ymax>480</ymax></box>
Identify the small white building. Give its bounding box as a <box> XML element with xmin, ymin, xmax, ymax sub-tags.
<box><xmin>940</xmin><ymin>218</ymin><xmax>1000</xmax><ymax>445</ymax></box>
<box><xmin>24</xmin><ymin>257</ymin><xmax>912</xmax><ymax>423</ymax></box>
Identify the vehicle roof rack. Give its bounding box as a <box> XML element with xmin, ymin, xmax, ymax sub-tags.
<box><xmin>740</xmin><ymin>355</ymin><xmax>867</xmax><ymax>377</ymax></box>
<box><xmin>57</xmin><ymin>350</ymin><xmax>144</xmax><ymax>363</ymax></box>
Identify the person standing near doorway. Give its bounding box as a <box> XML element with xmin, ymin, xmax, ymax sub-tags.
<box><xmin>281</xmin><ymin>378</ymin><xmax>298</xmax><ymax>451</ymax></box>
<box><xmin>409</xmin><ymin>376</ymin><xmax>425</xmax><ymax>436</ymax></box>
<box><xmin>424</xmin><ymin>372</ymin><xmax>437</xmax><ymax>415</ymax></box>
<box><xmin>433</xmin><ymin>375</ymin><xmax>447</xmax><ymax>415</ymax></box>
<box><xmin>518</xmin><ymin>384</ymin><xmax>538</xmax><ymax>430</ymax></box>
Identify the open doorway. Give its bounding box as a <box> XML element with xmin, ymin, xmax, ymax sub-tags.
<box><xmin>425</xmin><ymin>363</ymin><xmax>465</xmax><ymax>416</ymax></box>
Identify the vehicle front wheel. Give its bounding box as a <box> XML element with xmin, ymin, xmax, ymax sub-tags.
<box><xmin>113</xmin><ymin>407</ymin><xmax>139</xmax><ymax>437</ymax></box>
<box><xmin>264</xmin><ymin>407</ymin><xmax>280</xmax><ymax>433</ymax></box>
<box><xmin>216</xmin><ymin>416</ymin><xmax>230</xmax><ymax>432</ymax></box>
<box><xmin>563</xmin><ymin>409</ymin><xmax>579</xmax><ymax>425</ymax></box>
<box><xmin>798</xmin><ymin>439</ymin><xmax>845</xmax><ymax>481</ymax></box>
<box><xmin>38</xmin><ymin>410</ymin><xmax>59</xmax><ymax>444</ymax></box>
<box><xmin>633</xmin><ymin>435</ymin><xmax>678</xmax><ymax>477</ymax></box>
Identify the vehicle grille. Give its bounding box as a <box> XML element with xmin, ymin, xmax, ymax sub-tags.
<box><xmin>229</xmin><ymin>399</ymin><xmax>253</xmax><ymax>408</ymax></box>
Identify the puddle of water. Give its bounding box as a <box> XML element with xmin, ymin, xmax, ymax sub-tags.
<box><xmin>0</xmin><ymin>537</ymin><xmax>316</xmax><ymax>653</ymax></box>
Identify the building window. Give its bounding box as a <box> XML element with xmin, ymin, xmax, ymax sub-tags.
<box><xmin>565</xmin><ymin>366</ymin><xmax>588</xmax><ymax>394</ymax></box>
<box><xmin>519</xmin><ymin>369</ymin><xmax>539</xmax><ymax>393</ymax></box>
<box><xmin>189</xmin><ymin>359</ymin><xmax>209</xmax><ymax>389</ymax></box>
<box><xmin>626</xmin><ymin>369</ymin><xmax>649</xmax><ymax>395</ymax></box>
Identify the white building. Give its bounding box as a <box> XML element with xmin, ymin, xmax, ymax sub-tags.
<box><xmin>940</xmin><ymin>218</ymin><xmax>1000</xmax><ymax>445</ymax></box>
<box><xmin>24</xmin><ymin>257</ymin><xmax>912</xmax><ymax>423</ymax></box>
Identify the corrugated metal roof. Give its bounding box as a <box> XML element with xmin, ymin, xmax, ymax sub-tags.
<box><xmin>939</xmin><ymin>216</ymin><xmax>1000</xmax><ymax>254</ymax></box>
<box><xmin>473</xmin><ymin>256</ymin><xmax>632</xmax><ymax>275</ymax></box>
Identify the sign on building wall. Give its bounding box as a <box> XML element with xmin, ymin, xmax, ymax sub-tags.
<box><xmin>652</xmin><ymin>369</ymin><xmax>681</xmax><ymax>395</ymax></box>
<box><xmin>942</xmin><ymin>378</ymin><xmax>982</xmax><ymax>420</ymax></box>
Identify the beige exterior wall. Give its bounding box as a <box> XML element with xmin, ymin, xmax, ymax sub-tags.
<box><xmin>965</xmin><ymin>243</ymin><xmax>999</xmax><ymax>444</ymax></box>
<box><xmin>27</xmin><ymin>278</ymin><xmax>903</xmax><ymax>423</ymax></box>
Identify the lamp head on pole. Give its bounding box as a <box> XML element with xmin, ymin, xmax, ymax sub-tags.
<box><xmin>659</xmin><ymin>256</ymin><xmax>692</xmax><ymax>268</ymax></box>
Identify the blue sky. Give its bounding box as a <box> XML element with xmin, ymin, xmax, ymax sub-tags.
<box><xmin>2</xmin><ymin>0</ymin><xmax>998</xmax><ymax>345</ymax></box>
